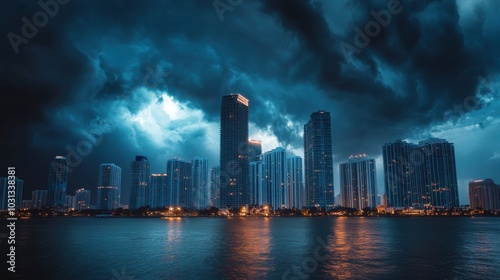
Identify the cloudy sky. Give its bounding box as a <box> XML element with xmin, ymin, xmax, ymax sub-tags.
<box><xmin>1</xmin><ymin>0</ymin><xmax>499</xmax><ymax>205</ymax></box>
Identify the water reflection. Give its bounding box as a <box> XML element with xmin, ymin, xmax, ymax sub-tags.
<box><xmin>217</xmin><ymin>218</ymin><xmax>272</xmax><ymax>279</ymax></box>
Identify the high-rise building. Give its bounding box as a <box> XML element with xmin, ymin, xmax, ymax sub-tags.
<box><xmin>0</xmin><ymin>177</ymin><xmax>23</xmax><ymax>210</ymax></box>
<box><xmin>97</xmin><ymin>163</ymin><xmax>122</xmax><ymax>210</ymax></box>
<box><xmin>48</xmin><ymin>156</ymin><xmax>68</xmax><ymax>208</ymax></box>
<box><xmin>129</xmin><ymin>156</ymin><xmax>151</xmax><ymax>210</ymax></box>
<box><xmin>65</xmin><ymin>195</ymin><xmax>77</xmax><ymax>210</ymax></box>
<box><xmin>304</xmin><ymin>111</ymin><xmax>334</xmax><ymax>207</ymax></box>
<box><xmin>192</xmin><ymin>158</ymin><xmax>209</xmax><ymax>209</ymax></box>
<box><xmin>32</xmin><ymin>189</ymin><xmax>48</xmax><ymax>209</ymax></box>
<box><xmin>419</xmin><ymin>138</ymin><xmax>459</xmax><ymax>208</ymax></box>
<box><xmin>249</xmin><ymin>161</ymin><xmax>263</xmax><ymax>206</ymax></box>
<box><xmin>166</xmin><ymin>159</ymin><xmax>193</xmax><ymax>208</ymax></box>
<box><xmin>340</xmin><ymin>155</ymin><xmax>377</xmax><ymax>210</ymax></box>
<box><xmin>287</xmin><ymin>156</ymin><xmax>304</xmax><ymax>209</ymax></box>
<box><xmin>383</xmin><ymin>138</ymin><xmax>458</xmax><ymax>208</ymax></box>
<box><xmin>248</xmin><ymin>139</ymin><xmax>262</xmax><ymax>162</ymax></box>
<box><xmin>210</xmin><ymin>167</ymin><xmax>220</xmax><ymax>208</ymax></box>
<box><xmin>75</xmin><ymin>188</ymin><xmax>91</xmax><ymax>211</ymax></box>
<box><xmin>469</xmin><ymin>179</ymin><xmax>500</xmax><ymax>211</ymax></box>
<box><xmin>220</xmin><ymin>94</ymin><xmax>249</xmax><ymax>209</ymax></box>
<box><xmin>262</xmin><ymin>147</ymin><xmax>288</xmax><ymax>209</ymax></box>
<box><xmin>150</xmin><ymin>174</ymin><xmax>168</xmax><ymax>208</ymax></box>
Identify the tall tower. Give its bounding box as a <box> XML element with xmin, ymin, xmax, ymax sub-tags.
<box><xmin>339</xmin><ymin>155</ymin><xmax>377</xmax><ymax>210</ymax></box>
<box><xmin>129</xmin><ymin>156</ymin><xmax>151</xmax><ymax>210</ymax></box>
<box><xmin>262</xmin><ymin>147</ymin><xmax>288</xmax><ymax>209</ymax></box>
<box><xmin>210</xmin><ymin>167</ymin><xmax>221</xmax><ymax>208</ymax></box>
<box><xmin>419</xmin><ymin>138</ymin><xmax>459</xmax><ymax>208</ymax></box>
<box><xmin>166</xmin><ymin>158</ymin><xmax>193</xmax><ymax>208</ymax></box>
<box><xmin>48</xmin><ymin>156</ymin><xmax>68</xmax><ymax>208</ymax></box>
<box><xmin>249</xmin><ymin>161</ymin><xmax>263</xmax><ymax>206</ymax></box>
<box><xmin>191</xmin><ymin>158</ymin><xmax>209</xmax><ymax>209</ymax></box>
<box><xmin>220</xmin><ymin>94</ymin><xmax>249</xmax><ymax>209</ymax></box>
<box><xmin>150</xmin><ymin>174</ymin><xmax>168</xmax><ymax>208</ymax></box>
<box><xmin>287</xmin><ymin>156</ymin><xmax>304</xmax><ymax>209</ymax></box>
<box><xmin>97</xmin><ymin>163</ymin><xmax>122</xmax><ymax>210</ymax></box>
<box><xmin>304</xmin><ymin>111</ymin><xmax>334</xmax><ymax>207</ymax></box>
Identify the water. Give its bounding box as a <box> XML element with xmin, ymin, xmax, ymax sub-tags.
<box><xmin>5</xmin><ymin>217</ymin><xmax>500</xmax><ymax>279</ymax></box>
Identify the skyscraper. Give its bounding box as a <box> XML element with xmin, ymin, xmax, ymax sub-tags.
<box><xmin>340</xmin><ymin>155</ymin><xmax>377</xmax><ymax>210</ymax></box>
<box><xmin>248</xmin><ymin>139</ymin><xmax>262</xmax><ymax>162</ymax></box>
<box><xmin>469</xmin><ymin>179</ymin><xmax>500</xmax><ymax>211</ymax></box>
<box><xmin>65</xmin><ymin>195</ymin><xmax>76</xmax><ymax>210</ymax></box>
<box><xmin>48</xmin><ymin>156</ymin><xmax>68</xmax><ymax>208</ymax></box>
<box><xmin>32</xmin><ymin>189</ymin><xmax>48</xmax><ymax>209</ymax></box>
<box><xmin>97</xmin><ymin>163</ymin><xmax>122</xmax><ymax>210</ymax></box>
<box><xmin>262</xmin><ymin>147</ymin><xmax>288</xmax><ymax>209</ymax></box>
<box><xmin>192</xmin><ymin>158</ymin><xmax>209</xmax><ymax>209</ymax></box>
<box><xmin>75</xmin><ymin>188</ymin><xmax>91</xmax><ymax>211</ymax></box>
<box><xmin>383</xmin><ymin>138</ymin><xmax>458</xmax><ymax>208</ymax></box>
<box><xmin>220</xmin><ymin>94</ymin><xmax>249</xmax><ymax>209</ymax></box>
<box><xmin>419</xmin><ymin>138</ymin><xmax>459</xmax><ymax>208</ymax></box>
<box><xmin>249</xmin><ymin>160</ymin><xmax>263</xmax><ymax>206</ymax></box>
<box><xmin>166</xmin><ymin>159</ymin><xmax>193</xmax><ymax>208</ymax></box>
<box><xmin>287</xmin><ymin>156</ymin><xmax>304</xmax><ymax>209</ymax></box>
<box><xmin>0</xmin><ymin>177</ymin><xmax>23</xmax><ymax>210</ymax></box>
<box><xmin>210</xmin><ymin>167</ymin><xmax>220</xmax><ymax>208</ymax></box>
<box><xmin>150</xmin><ymin>174</ymin><xmax>168</xmax><ymax>208</ymax></box>
<box><xmin>304</xmin><ymin>111</ymin><xmax>334</xmax><ymax>207</ymax></box>
<box><xmin>129</xmin><ymin>156</ymin><xmax>151</xmax><ymax>210</ymax></box>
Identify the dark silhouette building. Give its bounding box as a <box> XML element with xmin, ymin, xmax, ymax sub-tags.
<box><xmin>129</xmin><ymin>155</ymin><xmax>150</xmax><ymax>210</ymax></box>
<box><xmin>304</xmin><ymin>111</ymin><xmax>334</xmax><ymax>207</ymax></box>
<box><xmin>48</xmin><ymin>156</ymin><xmax>68</xmax><ymax>208</ymax></box>
<box><xmin>220</xmin><ymin>94</ymin><xmax>249</xmax><ymax>209</ymax></box>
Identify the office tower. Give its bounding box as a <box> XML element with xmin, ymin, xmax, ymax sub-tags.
<box><xmin>383</xmin><ymin>140</ymin><xmax>417</xmax><ymax>208</ymax></box>
<box><xmin>166</xmin><ymin>159</ymin><xmax>193</xmax><ymax>208</ymax></box>
<box><xmin>32</xmin><ymin>189</ymin><xmax>48</xmax><ymax>209</ymax></box>
<box><xmin>248</xmin><ymin>139</ymin><xmax>262</xmax><ymax>162</ymax></box>
<box><xmin>192</xmin><ymin>158</ymin><xmax>209</xmax><ymax>209</ymax></box>
<box><xmin>97</xmin><ymin>163</ymin><xmax>122</xmax><ymax>210</ymax></box>
<box><xmin>0</xmin><ymin>177</ymin><xmax>23</xmax><ymax>210</ymax></box>
<box><xmin>210</xmin><ymin>167</ymin><xmax>220</xmax><ymax>208</ymax></box>
<box><xmin>249</xmin><ymin>161</ymin><xmax>263</xmax><ymax>206</ymax></box>
<box><xmin>75</xmin><ymin>188</ymin><xmax>91</xmax><ymax>211</ymax></box>
<box><xmin>304</xmin><ymin>111</ymin><xmax>334</xmax><ymax>207</ymax></box>
<box><xmin>220</xmin><ymin>94</ymin><xmax>249</xmax><ymax>209</ymax></box>
<box><xmin>383</xmin><ymin>138</ymin><xmax>458</xmax><ymax>208</ymax></box>
<box><xmin>262</xmin><ymin>147</ymin><xmax>288</xmax><ymax>209</ymax></box>
<box><xmin>150</xmin><ymin>174</ymin><xmax>167</xmax><ymax>208</ymax></box>
<box><xmin>287</xmin><ymin>156</ymin><xmax>304</xmax><ymax>209</ymax></box>
<box><xmin>340</xmin><ymin>155</ymin><xmax>377</xmax><ymax>210</ymax></box>
<box><xmin>469</xmin><ymin>179</ymin><xmax>500</xmax><ymax>211</ymax></box>
<box><xmin>419</xmin><ymin>138</ymin><xmax>459</xmax><ymax>208</ymax></box>
<box><xmin>48</xmin><ymin>156</ymin><xmax>68</xmax><ymax>208</ymax></box>
<box><xmin>129</xmin><ymin>156</ymin><xmax>151</xmax><ymax>210</ymax></box>
<box><xmin>65</xmin><ymin>195</ymin><xmax>76</xmax><ymax>210</ymax></box>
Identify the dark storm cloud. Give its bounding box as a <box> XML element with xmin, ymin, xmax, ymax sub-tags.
<box><xmin>1</xmin><ymin>0</ymin><xmax>499</xmax><ymax>201</ymax></box>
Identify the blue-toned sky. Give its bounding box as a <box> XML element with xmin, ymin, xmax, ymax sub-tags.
<box><xmin>1</xmin><ymin>0</ymin><xmax>499</xmax><ymax>205</ymax></box>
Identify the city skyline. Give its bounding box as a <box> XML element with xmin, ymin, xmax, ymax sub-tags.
<box><xmin>2</xmin><ymin>0</ymin><xmax>500</xmax><ymax>207</ymax></box>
